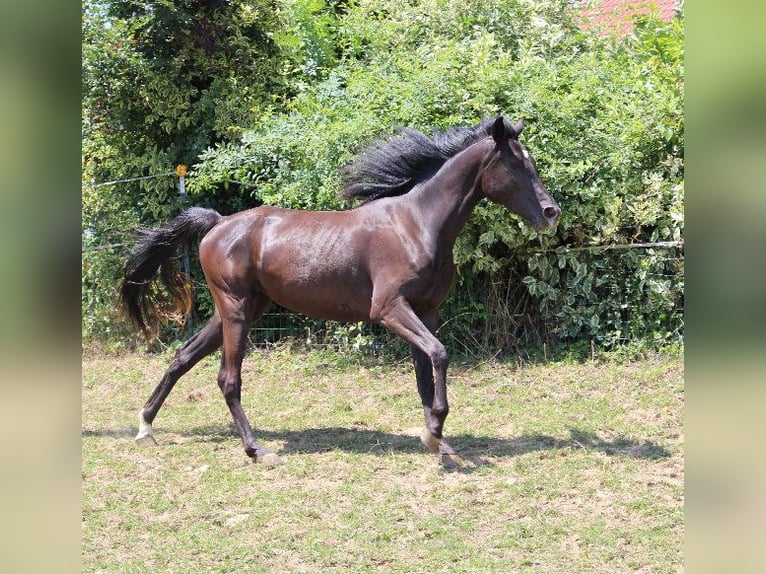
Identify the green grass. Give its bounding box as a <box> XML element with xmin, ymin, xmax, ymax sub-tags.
<box><xmin>82</xmin><ymin>347</ymin><xmax>683</xmax><ymax>573</ymax></box>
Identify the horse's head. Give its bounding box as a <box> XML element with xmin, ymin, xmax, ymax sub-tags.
<box><xmin>480</xmin><ymin>117</ymin><xmax>560</xmax><ymax>231</ymax></box>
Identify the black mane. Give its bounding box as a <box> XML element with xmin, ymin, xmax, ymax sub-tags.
<box><xmin>341</xmin><ymin>117</ymin><xmax>510</xmax><ymax>202</ymax></box>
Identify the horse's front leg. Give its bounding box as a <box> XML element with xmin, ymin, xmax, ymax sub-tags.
<box><xmin>374</xmin><ymin>299</ymin><xmax>458</xmax><ymax>462</ymax></box>
<box><xmin>411</xmin><ymin>343</ymin><xmax>459</xmax><ymax>460</ymax></box>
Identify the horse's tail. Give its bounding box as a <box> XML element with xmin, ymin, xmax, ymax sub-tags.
<box><xmin>120</xmin><ymin>207</ymin><xmax>223</xmax><ymax>339</ymax></box>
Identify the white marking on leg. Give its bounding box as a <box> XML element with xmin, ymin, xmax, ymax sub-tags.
<box><xmin>135</xmin><ymin>409</ymin><xmax>157</xmax><ymax>444</ymax></box>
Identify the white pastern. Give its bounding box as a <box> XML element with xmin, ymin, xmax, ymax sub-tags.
<box><xmin>135</xmin><ymin>409</ymin><xmax>157</xmax><ymax>444</ymax></box>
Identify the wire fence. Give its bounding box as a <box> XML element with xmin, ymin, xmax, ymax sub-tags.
<box><xmin>83</xmin><ymin>172</ymin><xmax>684</xmax><ymax>352</ymax></box>
<box><xmin>83</xmin><ymin>229</ymin><xmax>684</xmax><ymax>352</ymax></box>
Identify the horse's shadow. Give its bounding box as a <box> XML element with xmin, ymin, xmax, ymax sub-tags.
<box><xmin>84</xmin><ymin>425</ymin><xmax>670</xmax><ymax>471</ymax></box>
<box><xmin>262</xmin><ymin>426</ymin><xmax>670</xmax><ymax>462</ymax></box>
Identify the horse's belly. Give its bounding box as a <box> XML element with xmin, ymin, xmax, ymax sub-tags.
<box><xmin>256</xmin><ymin>252</ymin><xmax>373</xmax><ymax>322</ymax></box>
<box><xmin>265</xmin><ymin>279</ymin><xmax>372</xmax><ymax>322</ymax></box>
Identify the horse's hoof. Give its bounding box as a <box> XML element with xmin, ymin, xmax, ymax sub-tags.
<box><xmin>255</xmin><ymin>452</ymin><xmax>284</xmax><ymax>466</ymax></box>
<box><xmin>433</xmin><ymin>437</ymin><xmax>465</xmax><ymax>468</ymax></box>
<box><xmin>439</xmin><ymin>438</ymin><xmax>457</xmax><ymax>456</ymax></box>
<box><xmin>439</xmin><ymin>452</ymin><xmax>465</xmax><ymax>468</ymax></box>
<box><xmin>420</xmin><ymin>428</ymin><xmax>441</xmax><ymax>454</ymax></box>
<box><xmin>136</xmin><ymin>410</ymin><xmax>156</xmax><ymax>445</ymax></box>
<box><xmin>135</xmin><ymin>433</ymin><xmax>158</xmax><ymax>446</ymax></box>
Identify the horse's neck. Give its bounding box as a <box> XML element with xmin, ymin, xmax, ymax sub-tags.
<box><xmin>407</xmin><ymin>139</ymin><xmax>489</xmax><ymax>250</ymax></box>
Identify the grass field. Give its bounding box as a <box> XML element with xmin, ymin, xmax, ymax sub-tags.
<box><xmin>82</xmin><ymin>347</ymin><xmax>683</xmax><ymax>573</ymax></box>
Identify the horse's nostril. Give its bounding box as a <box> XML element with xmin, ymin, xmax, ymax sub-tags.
<box><xmin>543</xmin><ymin>206</ymin><xmax>559</xmax><ymax>219</ymax></box>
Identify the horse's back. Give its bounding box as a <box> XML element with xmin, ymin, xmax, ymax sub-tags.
<box><xmin>198</xmin><ymin>205</ymin><xmax>377</xmax><ymax>320</ymax></box>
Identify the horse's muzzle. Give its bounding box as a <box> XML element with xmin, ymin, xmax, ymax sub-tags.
<box><xmin>534</xmin><ymin>203</ymin><xmax>560</xmax><ymax>230</ymax></box>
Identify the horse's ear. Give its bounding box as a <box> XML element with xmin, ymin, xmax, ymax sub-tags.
<box><xmin>512</xmin><ymin>117</ymin><xmax>525</xmax><ymax>138</ymax></box>
<box><xmin>491</xmin><ymin>116</ymin><xmax>506</xmax><ymax>143</ymax></box>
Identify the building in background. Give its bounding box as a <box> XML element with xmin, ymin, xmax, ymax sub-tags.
<box><xmin>577</xmin><ymin>0</ymin><xmax>681</xmax><ymax>36</ymax></box>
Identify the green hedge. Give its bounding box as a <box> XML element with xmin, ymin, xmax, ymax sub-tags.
<box><xmin>190</xmin><ymin>2</ymin><xmax>683</xmax><ymax>352</ymax></box>
<box><xmin>83</xmin><ymin>0</ymin><xmax>683</xmax><ymax>355</ymax></box>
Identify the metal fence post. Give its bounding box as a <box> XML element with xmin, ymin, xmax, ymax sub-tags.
<box><xmin>176</xmin><ymin>164</ymin><xmax>193</xmax><ymax>338</ymax></box>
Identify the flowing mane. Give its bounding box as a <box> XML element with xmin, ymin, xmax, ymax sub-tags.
<box><xmin>341</xmin><ymin>117</ymin><xmax>515</xmax><ymax>202</ymax></box>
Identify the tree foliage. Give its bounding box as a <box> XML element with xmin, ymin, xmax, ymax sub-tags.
<box><xmin>82</xmin><ymin>0</ymin><xmax>289</xmax><ymax>338</ymax></box>
<box><xmin>83</xmin><ymin>0</ymin><xmax>684</xmax><ymax>354</ymax></box>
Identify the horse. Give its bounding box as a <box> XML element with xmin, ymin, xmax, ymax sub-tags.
<box><xmin>120</xmin><ymin>116</ymin><xmax>560</xmax><ymax>465</ymax></box>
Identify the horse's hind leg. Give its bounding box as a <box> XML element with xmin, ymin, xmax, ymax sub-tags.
<box><xmin>136</xmin><ymin>313</ymin><xmax>223</xmax><ymax>444</ymax></box>
<box><xmin>215</xmin><ymin>293</ymin><xmax>282</xmax><ymax>464</ymax></box>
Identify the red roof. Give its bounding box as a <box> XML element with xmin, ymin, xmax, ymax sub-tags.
<box><xmin>577</xmin><ymin>0</ymin><xmax>679</xmax><ymax>36</ymax></box>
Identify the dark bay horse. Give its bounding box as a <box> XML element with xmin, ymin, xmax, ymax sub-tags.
<box><xmin>121</xmin><ymin>116</ymin><xmax>560</xmax><ymax>465</ymax></box>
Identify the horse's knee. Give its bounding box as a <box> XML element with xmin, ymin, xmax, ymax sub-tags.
<box><xmin>430</xmin><ymin>345</ymin><xmax>449</xmax><ymax>371</ymax></box>
<box><xmin>217</xmin><ymin>371</ymin><xmax>241</xmax><ymax>403</ymax></box>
